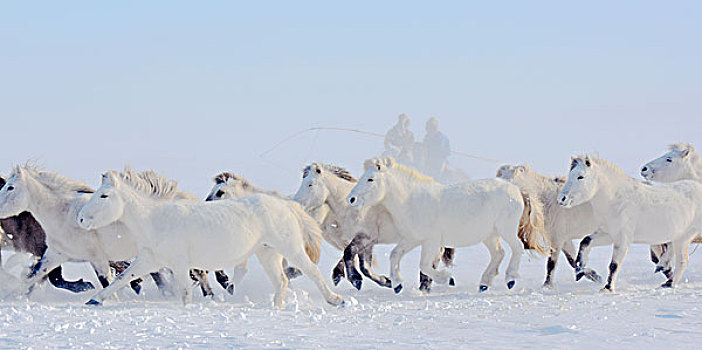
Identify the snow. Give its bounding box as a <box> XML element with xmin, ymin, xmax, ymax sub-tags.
<box><xmin>2</xmin><ymin>242</ymin><xmax>702</xmax><ymax>349</ymax></box>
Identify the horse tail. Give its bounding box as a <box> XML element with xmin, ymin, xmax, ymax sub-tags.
<box><xmin>292</xmin><ymin>203</ymin><xmax>323</xmax><ymax>264</ymax></box>
<box><xmin>517</xmin><ymin>190</ymin><xmax>549</xmax><ymax>256</ymax></box>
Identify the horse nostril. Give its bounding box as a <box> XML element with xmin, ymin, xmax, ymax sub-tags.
<box><xmin>80</xmin><ymin>218</ymin><xmax>84</xmax><ymax>223</ymax></box>
<box><xmin>642</xmin><ymin>166</ymin><xmax>648</xmax><ymax>172</ymax></box>
<box><xmin>560</xmin><ymin>196</ymin><xmax>567</xmax><ymax>203</ymax></box>
<box><xmin>349</xmin><ymin>197</ymin><xmax>356</xmax><ymax>204</ymax></box>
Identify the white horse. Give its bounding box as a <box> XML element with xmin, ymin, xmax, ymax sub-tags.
<box><xmin>0</xmin><ymin>165</ymin><xmax>157</xmax><ymax>294</ymax></box>
<box><xmin>641</xmin><ymin>143</ymin><xmax>702</xmax><ymax>275</ymax></box>
<box><xmin>77</xmin><ymin>170</ymin><xmax>343</xmax><ymax>307</ymax></box>
<box><xmin>347</xmin><ymin>157</ymin><xmax>546</xmax><ymax>292</ymax></box>
<box><xmin>293</xmin><ymin>163</ymin><xmax>455</xmax><ymax>292</ymax></box>
<box><xmin>203</xmin><ymin>172</ymin><xmax>303</xmax><ymax>292</ymax></box>
<box><xmin>497</xmin><ymin>164</ymin><xmax>605</xmax><ymax>286</ymax></box>
<box><xmin>558</xmin><ymin>155</ymin><xmax>702</xmax><ymax>290</ymax></box>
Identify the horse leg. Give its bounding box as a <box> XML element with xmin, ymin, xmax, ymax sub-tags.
<box><xmin>389</xmin><ymin>240</ymin><xmax>418</xmax><ymax>293</ymax></box>
<box><xmin>256</xmin><ymin>247</ymin><xmax>288</xmax><ymax>308</ymax></box>
<box><xmin>215</xmin><ymin>270</ymin><xmax>235</xmax><ymax>295</ymax></box>
<box><xmin>503</xmin><ymin>230</ymin><xmax>526</xmax><ymax>290</ymax></box>
<box><xmin>441</xmin><ymin>247</ymin><xmax>456</xmax><ymax>267</ymax></box>
<box><xmin>282</xmin><ymin>259</ymin><xmax>303</xmax><ymax>279</ymax></box>
<box><xmin>190</xmin><ymin>269</ymin><xmax>214</xmax><ymax>297</ymax></box>
<box><xmin>418</xmin><ymin>240</ymin><xmax>452</xmax><ymax>287</ymax></box>
<box><xmin>343</xmin><ymin>233</ymin><xmax>370</xmax><ymax>290</ymax></box>
<box><xmin>561</xmin><ymin>240</ymin><xmax>578</xmax><ymax>269</ymax></box>
<box><xmin>479</xmin><ymin>236</ymin><xmax>505</xmax><ymax>292</ymax></box>
<box><xmin>283</xmin><ymin>248</ymin><xmax>343</xmax><ymax>306</ymax></box>
<box><xmin>331</xmin><ymin>258</ymin><xmax>345</xmax><ymax>286</ymax></box>
<box><xmin>86</xmin><ymin>253</ymin><xmax>161</xmax><ymax>305</ymax></box>
<box><xmin>575</xmin><ymin>231</ymin><xmax>611</xmax><ymax>283</ymax></box>
<box><xmin>544</xmin><ymin>243</ymin><xmax>561</xmax><ymax>288</ymax></box>
<box><xmin>602</xmin><ymin>236</ymin><xmax>630</xmax><ymax>292</ymax></box>
<box><xmin>656</xmin><ymin>244</ymin><xmax>674</xmax><ymax>279</ymax></box>
<box><xmin>230</xmin><ymin>260</ymin><xmax>249</xmax><ymax>291</ymax></box>
<box><xmin>25</xmin><ymin>248</ymin><xmax>68</xmax><ymax>295</ymax></box>
<box><xmin>663</xmin><ymin>236</ymin><xmax>693</xmax><ymax>288</ymax></box>
<box><xmin>358</xmin><ymin>243</ymin><xmax>392</xmax><ymax>289</ymax></box>
<box><xmin>419</xmin><ymin>251</ymin><xmax>442</xmax><ymax>293</ymax></box>
<box><xmin>47</xmin><ymin>266</ymin><xmax>95</xmax><ymax>293</ymax></box>
<box><xmin>650</xmin><ymin>244</ymin><xmax>664</xmax><ymax>267</ymax></box>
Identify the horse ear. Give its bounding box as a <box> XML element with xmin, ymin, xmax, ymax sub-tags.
<box><xmin>384</xmin><ymin>157</ymin><xmax>395</xmax><ymax>168</ymax></box>
<box><xmin>680</xmin><ymin>148</ymin><xmax>690</xmax><ymax>158</ymax></box>
<box><xmin>585</xmin><ymin>158</ymin><xmax>592</xmax><ymax>167</ymax></box>
<box><xmin>102</xmin><ymin>171</ymin><xmax>117</xmax><ymax>185</ymax></box>
<box><xmin>496</xmin><ymin>166</ymin><xmax>505</xmax><ymax>178</ymax></box>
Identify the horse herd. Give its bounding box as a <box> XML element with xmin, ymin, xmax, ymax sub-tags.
<box><xmin>0</xmin><ymin>143</ymin><xmax>700</xmax><ymax>308</ymax></box>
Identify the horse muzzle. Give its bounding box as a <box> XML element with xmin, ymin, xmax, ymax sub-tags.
<box><xmin>640</xmin><ymin>165</ymin><xmax>654</xmax><ymax>179</ymax></box>
<box><xmin>558</xmin><ymin>194</ymin><xmax>573</xmax><ymax>208</ymax></box>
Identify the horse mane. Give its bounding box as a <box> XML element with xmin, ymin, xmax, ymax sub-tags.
<box><xmin>115</xmin><ymin>167</ymin><xmax>197</xmax><ymax>200</ymax></box>
<box><xmin>390</xmin><ymin>162</ymin><xmax>436</xmax><ymax>184</ymax></box>
<box><xmin>212</xmin><ymin>171</ymin><xmax>281</xmax><ymax>196</ymax></box>
<box><xmin>573</xmin><ymin>155</ymin><xmax>629</xmax><ymax>179</ymax></box>
<box><xmin>303</xmin><ymin>163</ymin><xmax>357</xmax><ymax>183</ymax></box>
<box><xmin>14</xmin><ymin>164</ymin><xmax>95</xmax><ymax>194</ymax></box>
<box><xmin>669</xmin><ymin>143</ymin><xmax>702</xmax><ymax>163</ymax></box>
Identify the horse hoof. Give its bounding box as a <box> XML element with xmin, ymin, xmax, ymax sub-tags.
<box><xmin>507</xmin><ymin>281</ymin><xmax>515</xmax><ymax>289</ymax></box>
<box><xmin>393</xmin><ymin>284</ymin><xmax>403</xmax><ymax>294</ymax></box>
<box><xmin>226</xmin><ymin>284</ymin><xmax>235</xmax><ymax>295</ymax></box>
<box><xmin>479</xmin><ymin>285</ymin><xmax>488</xmax><ymax>292</ymax></box>
<box><xmin>449</xmin><ymin>278</ymin><xmax>455</xmax><ymax>286</ymax></box>
<box><xmin>351</xmin><ymin>279</ymin><xmax>362</xmax><ymax>291</ymax></box>
<box><xmin>380</xmin><ymin>278</ymin><xmax>392</xmax><ymax>289</ymax></box>
<box><xmin>654</xmin><ymin>265</ymin><xmax>664</xmax><ymax>273</ymax></box>
<box><xmin>130</xmin><ymin>282</ymin><xmax>142</xmax><ymax>295</ymax></box>
<box><xmin>585</xmin><ymin>271</ymin><xmax>602</xmax><ymax>283</ymax></box>
<box><xmin>575</xmin><ymin>272</ymin><xmax>585</xmax><ymax>281</ymax></box>
<box><xmin>86</xmin><ymin>299</ymin><xmax>101</xmax><ymax>306</ymax></box>
<box><xmin>601</xmin><ymin>285</ymin><xmax>614</xmax><ymax>293</ymax></box>
<box><xmin>332</xmin><ymin>275</ymin><xmax>342</xmax><ymax>286</ymax></box>
<box><xmin>660</xmin><ymin>281</ymin><xmax>674</xmax><ymax>288</ymax></box>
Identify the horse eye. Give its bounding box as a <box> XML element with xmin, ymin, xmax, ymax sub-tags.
<box><xmin>100</xmin><ymin>194</ymin><xmax>108</xmax><ymax>198</ymax></box>
<box><xmin>368</xmin><ymin>178</ymin><xmax>374</xmax><ymax>182</ymax></box>
<box><xmin>6</xmin><ymin>186</ymin><xmax>14</xmax><ymax>191</ymax></box>
<box><xmin>577</xmin><ymin>176</ymin><xmax>584</xmax><ymax>180</ymax></box>
<box><xmin>216</xmin><ymin>190</ymin><xmax>225</xmax><ymax>197</ymax></box>
<box><xmin>666</xmin><ymin>158</ymin><xmax>672</xmax><ymax>163</ymax></box>
<box><xmin>308</xmin><ymin>184</ymin><xmax>312</xmax><ymax>187</ymax></box>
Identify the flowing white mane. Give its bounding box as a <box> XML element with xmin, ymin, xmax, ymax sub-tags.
<box><xmin>14</xmin><ymin>164</ymin><xmax>94</xmax><ymax>194</ymax></box>
<box><xmin>303</xmin><ymin>163</ymin><xmax>357</xmax><ymax>183</ymax></box>
<box><xmin>114</xmin><ymin>167</ymin><xmax>197</xmax><ymax>200</ymax></box>
<box><xmin>365</xmin><ymin>157</ymin><xmax>435</xmax><ymax>184</ymax></box>
<box><xmin>573</xmin><ymin>155</ymin><xmax>629</xmax><ymax>180</ymax></box>
<box><xmin>213</xmin><ymin>172</ymin><xmax>281</xmax><ymax>196</ymax></box>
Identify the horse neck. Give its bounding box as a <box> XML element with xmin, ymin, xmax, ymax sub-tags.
<box><xmin>589</xmin><ymin>165</ymin><xmax>634</xmax><ymax>209</ymax></box>
<box><xmin>322</xmin><ymin>175</ymin><xmax>356</xmax><ymax>216</ymax></box>
<box><xmin>23</xmin><ymin>176</ymin><xmax>77</xmax><ymax>231</ymax></box>
<box><xmin>382</xmin><ymin>169</ymin><xmax>439</xmax><ymax>221</ymax></box>
<box><xmin>685</xmin><ymin>152</ymin><xmax>702</xmax><ymax>181</ymax></box>
<box><xmin>522</xmin><ymin>172</ymin><xmax>561</xmax><ymax>201</ymax></box>
<box><xmin>115</xmin><ymin>186</ymin><xmax>159</xmax><ymax>238</ymax></box>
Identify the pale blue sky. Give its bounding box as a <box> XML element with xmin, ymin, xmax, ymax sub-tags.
<box><xmin>1</xmin><ymin>1</ymin><xmax>700</xmax><ymax>195</ymax></box>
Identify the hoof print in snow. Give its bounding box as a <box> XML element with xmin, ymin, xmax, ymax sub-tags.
<box><xmin>449</xmin><ymin>278</ymin><xmax>455</xmax><ymax>286</ymax></box>
<box><xmin>479</xmin><ymin>285</ymin><xmax>488</xmax><ymax>292</ymax></box>
<box><xmin>393</xmin><ymin>284</ymin><xmax>403</xmax><ymax>294</ymax></box>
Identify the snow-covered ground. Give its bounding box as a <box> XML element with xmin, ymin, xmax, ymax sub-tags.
<box><xmin>2</xmin><ymin>242</ymin><xmax>702</xmax><ymax>349</ymax></box>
